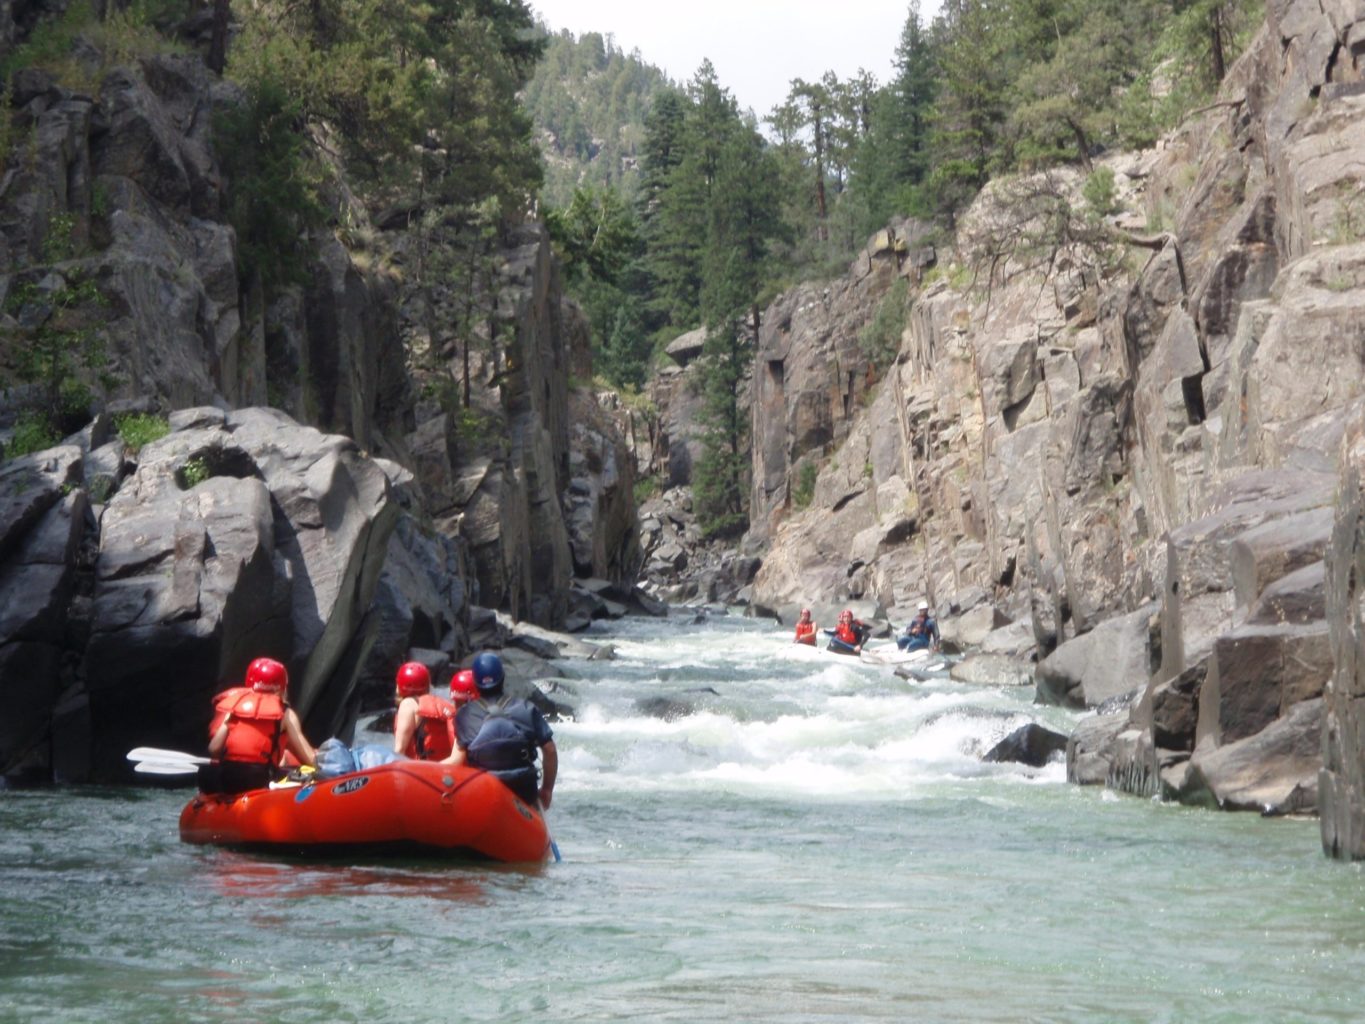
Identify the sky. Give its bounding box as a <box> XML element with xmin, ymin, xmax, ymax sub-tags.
<box><xmin>528</xmin><ymin>1</ymin><xmax>942</xmax><ymax>120</ymax></box>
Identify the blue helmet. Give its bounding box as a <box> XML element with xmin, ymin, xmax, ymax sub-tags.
<box><xmin>471</xmin><ymin>652</ymin><xmax>505</xmax><ymax>694</ymax></box>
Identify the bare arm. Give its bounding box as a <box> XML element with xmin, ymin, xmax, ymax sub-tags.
<box><xmin>392</xmin><ymin>698</ymin><xmax>418</xmax><ymax>755</ymax></box>
<box><xmin>208</xmin><ymin>717</ymin><xmax>229</xmax><ymax>757</ymax></box>
<box><xmin>283</xmin><ymin>710</ymin><xmax>316</xmax><ymax>767</ymax></box>
<box><xmin>538</xmin><ymin>740</ymin><xmax>558</xmax><ymax>810</ymax></box>
<box><xmin>438</xmin><ymin>712</ymin><xmax>467</xmax><ymax>767</ymax></box>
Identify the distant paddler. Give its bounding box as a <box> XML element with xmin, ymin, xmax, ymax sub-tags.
<box><xmin>794</xmin><ymin>608</ymin><xmax>817</xmax><ymax>645</ymax></box>
<box><xmin>825</xmin><ymin>609</ymin><xmax>870</xmax><ymax>655</ymax></box>
<box><xmin>896</xmin><ymin>601</ymin><xmax>941</xmax><ymax>653</ymax></box>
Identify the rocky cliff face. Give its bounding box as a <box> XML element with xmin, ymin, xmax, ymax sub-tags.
<box><xmin>0</xmin><ymin>27</ymin><xmax>640</xmax><ymax>782</ymax></box>
<box><xmin>395</xmin><ymin>223</ymin><xmax>641</xmax><ymax>627</ymax></box>
<box><xmin>0</xmin><ymin>52</ymin><xmax>417</xmax><ymax>449</ymax></box>
<box><xmin>0</xmin><ymin>407</ymin><xmax>405</xmax><ymax>782</ymax></box>
<box><xmin>750</xmin><ymin>223</ymin><xmax>935</xmax><ymax>542</ymax></box>
<box><xmin>747</xmin><ymin>0</ymin><xmax>1365</xmax><ymax>857</ymax></box>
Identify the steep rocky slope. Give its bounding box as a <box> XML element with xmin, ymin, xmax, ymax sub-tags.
<box><xmin>0</xmin><ymin>27</ymin><xmax>641</xmax><ymax>781</ymax></box>
<box><xmin>742</xmin><ymin>0</ymin><xmax>1365</xmax><ymax>858</ymax></box>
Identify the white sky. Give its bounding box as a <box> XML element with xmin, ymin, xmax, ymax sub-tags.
<box><xmin>529</xmin><ymin>1</ymin><xmax>943</xmax><ymax>120</ymax></box>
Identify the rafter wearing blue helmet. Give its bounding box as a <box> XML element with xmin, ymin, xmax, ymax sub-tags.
<box><xmin>443</xmin><ymin>652</ymin><xmax>558</xmax><ymax>810</ymax></box>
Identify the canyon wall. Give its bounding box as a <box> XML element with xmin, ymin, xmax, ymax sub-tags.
<box><xmin>745</xmin><ymin>0</ymin><xmax>1365</xmax><ymax>858</ymax></box>
<box><xmin>0</xmin><ymin>34</ymin><xmax>639</xmax><ymax>782</ymax></box>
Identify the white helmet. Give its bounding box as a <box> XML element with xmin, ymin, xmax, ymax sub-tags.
<box><xmin>917</xmin><ymin>600</ymin><xmax>929</xmax><ymax>611</ymax></box>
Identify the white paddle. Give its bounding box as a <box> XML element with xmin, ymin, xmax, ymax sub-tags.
<box><xmin>126</xmin><ymin>747</ymin><xmax>209</xmax><ymax>765</ymax></box>
<box><xmin>133</xmin><ymin>760</ymin><xmax>201</xmax><ymax>775</ymax></box>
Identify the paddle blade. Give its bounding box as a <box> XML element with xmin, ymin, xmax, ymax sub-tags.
<box><xmin>126</xmin><ymin>747</ymin><xmax>209</xmax><ymax>765</ymax></box>
<box><xmin>134</xmin><ymin>761</ymin><xmax>201</xmax><ymax>775</ymax></box>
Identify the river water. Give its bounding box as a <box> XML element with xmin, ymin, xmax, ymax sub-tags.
<box><xmin>3</xmin><ymin>615</ymin><xmax>1364</xmax><ymax>1022</ymax></box>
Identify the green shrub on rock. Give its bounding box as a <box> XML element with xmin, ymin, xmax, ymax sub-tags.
<box><xmin>3</xmin><ymin>413</ymin><xmax>60</xmax><ymax>460</ymax></box>
<box><xmin>114</xmin><ymin>413</ymin><xmax>169</xmax><ymax>453</ymax></box>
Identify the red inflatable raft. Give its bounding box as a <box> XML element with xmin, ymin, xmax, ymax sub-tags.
<box><xmin>179</xmin><ymin>760</ymin><xmax>551</xmax><ymax>863</ymax></box>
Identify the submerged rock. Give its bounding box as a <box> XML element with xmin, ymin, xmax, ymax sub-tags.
<box><xmin>635</xmin><ymin>696</ymin><xmax>696</xmax><ymax>721</ymax></box>
<box><xmin>984</xmin><ymin>723</ymin><xmax>1069</xmax><ymax>767</ymax></box>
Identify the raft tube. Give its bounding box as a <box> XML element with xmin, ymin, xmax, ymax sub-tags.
<box><xmin>179</xmin><ymin>760</ymin><xmax>551</xmax><ymax>863</ymax></box>
<box><xmin>859</xmin><ymin>645</ymin><xmax>932</xmax><ymax>667</ymax></box>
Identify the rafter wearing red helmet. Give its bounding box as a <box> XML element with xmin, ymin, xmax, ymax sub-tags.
<box><xmin>201</xmin><ymin>658</ymin><xmax>316</xmax><ymax>794</ymax></box>
<box><xmin>392</xmin><ymin>661</ymin><xmax>456</xmax><ymax>761</ymax></box>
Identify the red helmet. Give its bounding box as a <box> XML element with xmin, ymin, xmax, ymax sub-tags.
<box><xmin>395</xmin><ymin>661</ymin><xmax>431</xmax><ymax>697</ymax></box>
<box><xmin>245</xmin><ymin>657</ymin><xmax>287</xmax><ymax>694</ymax></box>
<box><xmin>449</xmin><ymin>669</ymin><xmax>478</xmax><ymax>704</ymax></box>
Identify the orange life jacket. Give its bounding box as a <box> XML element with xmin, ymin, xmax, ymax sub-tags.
<box><xmin>402</xmin><ymin>694</ymin><xmax>456</xmax><ymax>761</ymax></box>
<box><xmin>835</xmin><ymin>622</ymin><xmax>860</xmax><ymax>646</ymax></box>
<box><xmin>212</xmin><ymin>689</ymin><xmax>286</xmax><ymax>765</ymax></box>
<box><xmin>794</xmin><ymin>621</ymin><xmax>817</xmax><ymax>645</ymax></box>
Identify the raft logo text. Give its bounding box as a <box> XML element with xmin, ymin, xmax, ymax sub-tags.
<box><xmin>333</xmin><ymin>776</ymin><xmax>371</xmax><ymax>796</ymax></box>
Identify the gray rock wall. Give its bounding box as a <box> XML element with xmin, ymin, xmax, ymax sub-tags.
<box><xmin>0</xmin><ymin>408</ymin><xmax>403</xmax><ymax>782</ymax></box>
<box><xmin>0</xmin><ymin>55</ymin><xmax>414</xmax><ymax>445</ymax></box>
<box><xmin>396</xmin><ymin>224</ymin><xmax>638</xmax><ymax>629</ymax></box>
<box><xmin>0</xmin><ymin>34</ymin><xmax>641</xmax><ymax>783</ymax></box>
<box><xmin>1322</xmin><ymin>416</ymin><xmax>1365</xmax><ymax>858</ymax></box>
<box><xmin>747</xmin><ymin>1</ymin><xmax>1365</xmax><ymax>839</ymax></box>
<box><xmin>749</xmin><ymin>224</ymin><xmax>921</xmax><ymax>540</ymax></box>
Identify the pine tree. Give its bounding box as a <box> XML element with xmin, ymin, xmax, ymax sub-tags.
<box><xmin>600</xmin><ymin>298</ymin><xmax>650</xmax><ymax>388</ymax></box>
<box><xmin>789</xmin><ymin>77</ymin><xmax>832</xmax><ymax>243</ymax></box>
<box><xmin>544</xmin><ymin>184</ymin><xmax>649</xmax><ymax>387</ymax></box>
<box><xmin>1009</xmin><ymin>0</ymin><xmax>1162</xmax><ymax>170</ymax></box>
<box><xmin>924</xmin><ymin>0</ymin><xmax>1012</xmax><ymax>221</ymax></box>
<box><xmin>637</xmin><ymin>88</ymin><xmax>697</xmax><ymax>333</ymax></box>
<box><xmin>692</xmin><ymin>118</ymin><xmax>784</xmax><ymax>537</ymax></box>
<box><xmin>891</xmin><ymin>1</ymin><xmax>936</xmax><ymax>189</ymax></box>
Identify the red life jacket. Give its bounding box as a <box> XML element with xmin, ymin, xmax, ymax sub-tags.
<box><xmin>794</xmin><ymin>621</ymin><xmax>817</xmax><ymax>645</ymax></box>
<box><xmin>208</xmin><ymin>687</ymin><xmax>249</xmax><ymax>737</ymax></box>
<box><xmin>402</xmin><ymin>694</ymin><xmax>456</xmax><ymax>761</ymax></box>
<box><xmin>212</xmin><ymin>689</ymin><xmax>286</xmax><ymax>765</ymax></box>
<box><xmin>835</xmin><ymin>622</ymin><xmax>860</xmax><ymax>646</ymax></box>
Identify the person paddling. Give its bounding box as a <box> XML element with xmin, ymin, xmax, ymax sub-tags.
<box><xmin>897</xmin><ymin>601</ymin><xmax>941</xmax><ymax>653</ymax></box>
<box><xmin>794</xmin><ymin>608</ymin><xmax>817</xmax><ymax>645</ymax></box>
<box><xmin>202</xmin><ymin>658</ymin><xmax>316</xmax><ymax>794</ymax></box>
<box><xmin>442</xmin><ymin>652</ymin><xmax>557</xmax><ymax>810</ymax></box>
<box><xmin>827</xmin><ymin>609</ymin><xmax>868</xmax><ymax>655</ymax></box>
<box><xmin>392</xmin><ymin>661</ymin><xmax>456</xmax><ymax>761</ymax></box>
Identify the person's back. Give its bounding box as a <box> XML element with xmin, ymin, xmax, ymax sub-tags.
<box><xmin>448</xmin><ymin>652</ymin><xmax>557</xmax><ymax>808</ymax></box>
<box><xmin>457</xmin><ymin>697</ymin><xmax>538</xmax><ymax>767</ymax></box>
<box><xmin>392</xmin><ymin>661</ymin><xmax>456</xmax><ymax>761</ymax></box>
<box><xmin>202</xmin><ymin>657</ymin><xmax>315</xmax><ymax>794</ymax></box>
<box><xmin>456</xmin><ymin>696</ymin><xmax>547</xmax><ymax>802</ymax></box>
<box><xmin>213</xmin><ymin>686</ymin><xmax>284</xmax><ymax>765</ymax></box>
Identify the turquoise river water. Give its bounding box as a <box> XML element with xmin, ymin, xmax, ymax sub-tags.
<box><xmin>2</xmin><ymin>615</ymin><xmax>1365</xmax><ymax>1023</ymax></box>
